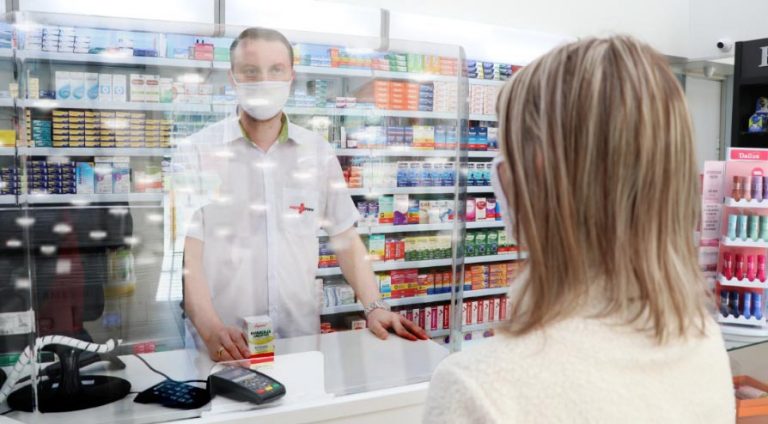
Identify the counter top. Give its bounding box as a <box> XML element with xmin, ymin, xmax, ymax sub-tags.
<box><xmin>1</xmin><ymin>330</ymin><xmax>449</xmax><ymax>424</ymax></box>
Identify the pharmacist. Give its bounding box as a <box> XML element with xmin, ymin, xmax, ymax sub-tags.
<box><xmin>177</xmin><ymin>27</ymin><xmax>428</xmax><ymax>361</ymax></box>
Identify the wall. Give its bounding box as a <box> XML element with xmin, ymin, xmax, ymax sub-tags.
<box><xmin>685</xmin><ymin>76</ymin><xmax>724</xmax><ymax>169</ymax></box>
<box><xmin>324</xmin><ymin>0</ymin><xmax>691</xmax><ymax>58</ymax></box>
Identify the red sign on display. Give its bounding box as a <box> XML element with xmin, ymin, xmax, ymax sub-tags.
<box><xmin>730</xmin><ymin>148</ymin><xmax>768</xmax><ymax>161</ymax></box>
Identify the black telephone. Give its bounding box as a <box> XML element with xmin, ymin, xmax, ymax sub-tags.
<box><xmin>208</xmin><ymin>365</ymin><xmax>286</xmax><ymax>405</ymax></box>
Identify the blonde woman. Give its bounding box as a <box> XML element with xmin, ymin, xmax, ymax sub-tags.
<box><xmin>424</xmin><ymin>36</ymin><xmax>734</xmax><ymax>423</ymax></box>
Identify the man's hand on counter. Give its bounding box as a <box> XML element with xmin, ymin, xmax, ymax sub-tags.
<box><xmin>203</xmin><ymin>324</ymin><xmax>251</xmax><ymax>362</ymax></box>
<box><xmin>367</xmin><ymin>309</ymin><xmax>429</xmax><ymax>341</ymax></box>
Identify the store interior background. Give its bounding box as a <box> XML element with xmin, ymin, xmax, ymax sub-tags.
<box><xmin>2</xmin><ymin>0</ymin><xmax>757</xmax><ymax>350</ymax></box>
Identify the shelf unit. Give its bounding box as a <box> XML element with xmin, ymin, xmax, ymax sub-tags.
<box><xmin>284</xmin><ymin>107</ymin><xmax>457</xmax><ymax>120</ymax></box>
<box><xmin>720</xmin><ymin>236</ymin><xmax>768</xmax><ymax>248</ymax></box>
<box><xmin>467</xmin><ymin>79</ymin><xmax>507</xmax><ymax>87</ymax></box>
<box><xmin>467</xmin><ymin>186</ymin><xmax>494</xmax><ymax>193</ymax></box>
<box><xmin>467</xmin><ymin>151</ymin><xmax>499</xmax><ymax>158</ymax></box>
<box><xmin>18</xmin><ymin>99</ymin><xmax>212</xmax><ymax>112</ymax></box>
<box><xmin>465</xmin><ymin>252</ymin><xmax>525</xmax><ymax>264</ymax></box>
<box><xmin>426</xmin><ymin>322</ymin><xmax>500</xmax><ymax>338</ymax></box>
<box><xmin>18</xmin><ymin>147</ymin><xmax>173</xmax><ymax>157</ymax></box>
<box><xmin>334</xmin><ymin>148</ymin><xmax>456</xmax><ymax>158</ymax></box>
<box><xmin>468</xmin><ymin>114</ymin><xmax>497</xmax><ymax>122</ymax></box>
<box><xmin>322</xmin><ymin>286</ymin><xmax>510</xmax><ymax>315</ymax></box>
<box><xmin>717</xmin><ymin>274</ymin><xmax>768</xmax><ymax>289</ymax></box>
<box><xmin>347</xmin><ymin>187</ymin><xmax>456</xmax><ymax>196</ymax></box>
<box><xmin>0</xmin><ymin>98</ymin><xmax>13</xmax><ymax>107</ymax></box>
<box><xmin>358</xmin><ymin>223</ymin><xmax>454</xmax><ymax>234</ymax></box>
<box><xmin>18</xmin><ymin>193</ymin><xmax>164</xmax><ymax>204</ymax></box>
<box><xmin>0</xmin><ymin>147</ymin><xmax>14</xmax><ymax>156</ymax></box>
<box><xmin>466</xmin><ymin>221</ymin><xmax>504</xmax><ymax>229</ymax></box>
<box><xmin>17</xmin><ymin>50</ymin><xmax>212</xmax><ymax>68</ymax></box>
<box><xmin>725</xmin><ymin>198</ymin><xmax>768</xmax><ymax>208</ymax></box>
<box><xmin>0</xmin><ymin>196</ymin><xmax>17</xmax><ymax>205</ymax></box>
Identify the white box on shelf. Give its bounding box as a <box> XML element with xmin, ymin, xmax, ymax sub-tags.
<box><xmin>144</xmin><ymin>74</ymin><xmax>159</xmax><ymax>103</ymax></box>
<box><xmin>112</xmin><ymin>74</ymin><xmax>127</xmax><ymax>102</ymax></box>
<box><xmin>85</xmin><ymin>72</ymin><xmax>98</xmax><ymax>100</ymax></box>
<box><xmin>98</xmin><ymin>73</ymin><xmax>112</xmax><ymax>102</ymax></box>
<box><xmin>129</xmin><ymin>73</ymin><xmax>144</xmax><ymax>102</ymax></box>
<box><xmin>94</xmin><ymin>159</ymin><xmax>113</xmax><ymax>194</ymax></box>
<box><xmin>55</xmin><ymin>71</ymin><xmax>71</xmax><ymax>100</ymax></box>
<box><xmin>112</xmin><ymin>156</ymin><xmax>131</xmax><ymax>193</ymax></box>
<box><xmin>70</xmin><ymin>72</ymin><xmax>85</xmax><ymax>100</ymax></box>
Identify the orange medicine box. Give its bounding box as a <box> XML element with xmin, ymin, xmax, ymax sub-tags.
<box><xmin>735</xmin><ymin>375</ymin><xmax>768</xmax><ymax>418</ymax></box>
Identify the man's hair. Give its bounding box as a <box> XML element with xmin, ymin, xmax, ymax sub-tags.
<box><xmin>230</xmin><ymin>27</ymin><xmax>294</xmax><ymax>69</ymax></box>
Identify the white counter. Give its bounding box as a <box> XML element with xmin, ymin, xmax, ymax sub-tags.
<box><xmin>1</xmin><ymin>330</ymin><xmax>449</xmax><ymax>424</ymax></box>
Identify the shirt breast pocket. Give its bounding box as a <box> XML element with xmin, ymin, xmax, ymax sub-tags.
<box><xmin>282</xmin><ymin>187</ymin><xmax>320</xmax><ymax>235</ymax></box>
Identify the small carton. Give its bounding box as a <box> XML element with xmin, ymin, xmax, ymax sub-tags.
<box><xmin>393</xmin><ymin>194</ymin><xmax>409</xmax><ymax>225</ymax></box>
<box><xmin>75</xmin><ymin>162</ymin><xmax>94</xmax><ymax>194</ymax></box>
<box><xmin>112</xmin><ymin>74</ymin><xmax>127</xmax><ymax>102</ymax></box>
<box><xmin>85</xmin><ymin>72</ymin><xmax>99</xmax><ymax>100</ymax></box>
<box><xmin>98</xmin><ymin>74</ymin><xmax>112</xmax><ymax>101</ymax></box>
<box><xmin>241</xmin><ymin>315</ymin><xmax>275</xmax><ymax>365</ymax></box>
<box><xmin>94</xmin><ymin>157</ymin><xmax>113</xmax><ymax>194</ymax></box>
<box><xmin>55</xmin><ymin>71</ymin><xmax>71</xmax><ymax>100</ymax></box>
<box><xmin>129</xmin><ymin>73</ymin><xmax>144</xmax><ymax>102</ymax></box>
<box><xmin>70</xmin><ymin>72</ymin><xmax>85</xmax><ymax>100</ymax></box>
<box><xmin>112</xmin><ymin>156</ymin><xmax>130</xmax><ymax>193</ymax></box>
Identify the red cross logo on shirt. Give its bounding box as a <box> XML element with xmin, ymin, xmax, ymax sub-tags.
<box><xmin>289</xmin><ymin>203</ymin><xmax>314</xmax><ymax>214</ymax></box>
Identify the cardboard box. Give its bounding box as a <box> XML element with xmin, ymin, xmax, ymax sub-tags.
<box><xmin>55</xmin><ymin>71</ymin><xmax>71</xmax><ymax>100</ymax></box>
<box><xmin>112</xmin><ymin>75</ymin><xmax>127</xmax><ymax>102</ymax></box>
<box><xmin>98</xmin><ymin>74</ymin><xmax>112</xmax><ymax>101</ymax></box>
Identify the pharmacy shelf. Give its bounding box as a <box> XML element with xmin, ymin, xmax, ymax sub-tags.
<box><xmin>469</xmin><ymin>114</ymin><xmax>497</xmax><ymax>122</ymax></box>
<box><xmin>346</xmin><ymin>187</ymin><xmax>456</xmax><ymax>196</ymax></box>
<box><xmin>19</xmin><ymin>147</ymin><xmax>173</xmax><ymax>157</ymax></box>
<box><xmin>334</xmin><ymin>148</ymin><xmax>456</xmax><ymax>158</ymax></box>
<box><xmin>0</xmin><ymin>147</ymin><xmax>14</xmax><ymax>156</ymax></box>
<box><xmin>718</xmin><ymin>314</ymin><xmax>768</xmax><ymax>327</ymax></box>
<box><xmin>725</xmin><ymin>198</ymin><xmax>768</xmax><ymax>208</ymax></box>
<box><xmin>317</xmin><ymin>258</ymin><xmax>453</xmax><ymax>277</ymax></box>
<box><xmin>295</xmin><ymin>65</ymin><xmax>370</xmax><ymax>78</ymax></box>
<box><xmin>467</xmin><ymin>151</ymin><xmax>499</xmax><ymax>158</ymax></box>
<box><xmin>17</xmin><ymin>50</ymin><xmax>211</xmax><ymax>68</ymax></box>
<box><xmin>466</xmin><ymin>221</ymin><xmax>504</xmax><ymax>229</ymax></box>
<box><xmin>20</xmin><ymin>192</ymin><xmax>164</xmax><ymax>204</ymax></box>
<box><xmin>0</xmin><ymin>49</ymin><xmax>12</xmax><ymax>58</ymax></box>
<box><xmin>18</xmin><ymin>99</ymin><xmax>212</xmax><ymax>112</ymax></box>
<box><xmin>360</xmin><ymin>223</ymin><xmax>454</xmax><ymax>234</ymax></box>
<box><xmin>284</xmin><ymin>107</ymin><xmax>457</xmax><ymax>120</ymax></box>
<box><xmin>322</xmin><ymin>286</ymin><xmax>510</xmax><ymax>315</ymax></box>
<box><xmin>0</xmin><ymin>98</ymin><xmax>13</xmax><ymax>107</ymax></box>
<box><xmin>718</xmin><ymin>274</ymin><xmax>768</xmax><ymax>289</ymax></box>
<box><xmin>468</xmin><ymin>78</ymin><xmax>507</xmax><ymax>87</ymax></box>
<box><xmin>464</xmin><ymin>252</ymin><xmax>525</xmax><ymax>264</ymax></box>
<box><xmin>720</xmin><ymin>236</ymin><xmax>768</xmax><ymax>248</ymax></box>
<box><xmin>0</xmin><ymin>196</ymin><xmax>16</xmax><ymax>205</ymax></box>
<box><xmin>467</xmin><ymin>186</ymin><xmax>494</xmax><ymax>193</ymax></box>
<box><xmin>372</xmin><ymin>70</ymin><xmax>456</xmax><ymax>83</ymax></box>
<box><xmin>426</xmin><ymin>322</ymin><xmax>500</xmax><ymax>339</ymax></box>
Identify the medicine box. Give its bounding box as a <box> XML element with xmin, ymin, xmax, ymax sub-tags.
<box><xmin>129</xmin><ymin>74</ymin><xmax>144</xmax><ymax>102</ymax></box>
<box><xmin>75</xmin><ymin>162</ymin><xmax>94</xmax><ymax>194</ymax></box>
<box><xmin>98</xmin><ymin>73</ymin><xmax>112</xmax><ymax>101</ymax></box>
<box><xmin>70</xmin><ymin>72</ymin><xmax>85</xmax><ymax>100</ymax></box>
<box><xmin>94</xmin><ymin>157</ymin><xmax>113</xmax><ymax>194</ymax></box>
<box><xmin>241</xmin><ymin>315</ymin><xmax>275</xmax><ymax>366</ymax></box>
<box><xmin>85</xmin><ymin>73</ymin><xmax>98</xmax><ymax>100</ymax></box>
<box><xmin>112</xmin><ymin>156</ymin><xmax>130</xmax><ymax>193</ymax></box>
<box><xmin>393</xmin><ymin>194</ymin><xmax>409</xmax><ymax>225</ymax></box>
<box><xmin>112</xmin><ymin>74</ymin><xmax>127</xmax><ymax>102</ymax></box>
<box><xmin>55</xmin><ymin>71</ymin><xmax>71</xmax><ymax>100</ymax></box>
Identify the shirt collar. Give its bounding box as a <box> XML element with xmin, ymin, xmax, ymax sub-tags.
<box><xmin>237</xmin><ymin>112</ymin><xmax>298</xmax><ymax>145</ymax></box>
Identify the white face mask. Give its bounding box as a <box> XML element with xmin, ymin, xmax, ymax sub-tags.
<box><xmin>232</xmin><ymin>75</ymin><xmax>291</xmax><ymax>121</ymax></box>
<box><xmin>490</xmin><ymin>155</ymin><xmax>518</xmax><ymax>245</ymax></box>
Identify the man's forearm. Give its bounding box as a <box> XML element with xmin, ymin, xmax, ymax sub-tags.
<box><xmin>331</xmin><ymin>228</ymin><xmax>381</xmax><ymax>306</ymax></box>
<box><xmin>184</xmin><ymin>237</ymin><xmax>224</xmax><ymax>339</ymax></box>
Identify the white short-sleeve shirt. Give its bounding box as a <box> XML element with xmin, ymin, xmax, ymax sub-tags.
<box><xmin>177</xmin><ymin>115</ymin><xmax>358</xmax><ymax>338</ymax></box>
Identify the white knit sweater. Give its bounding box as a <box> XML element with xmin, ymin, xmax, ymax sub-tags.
<box><xmin>423</xmin><ymin>316</ymin><xmax>734</xmax><ymax>423</ymax></box>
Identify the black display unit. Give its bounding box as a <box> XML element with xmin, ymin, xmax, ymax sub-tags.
<box><xmin>732</xmin><ymin>37</ymin><xmax>768</xmax><ymax>148</ymax></box>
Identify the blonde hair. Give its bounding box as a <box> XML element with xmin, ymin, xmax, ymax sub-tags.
<box><xmin>496</xmin><ymin>35</ymin><xmax>708</xmax><ymax>342</ymax></box>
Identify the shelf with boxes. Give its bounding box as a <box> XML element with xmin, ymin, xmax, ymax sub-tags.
<box><xmin>1</xmin><ymin>156</ymin><xmax>163</xmax><ymax>201</ymax></box>
<box><xmin>18</xmin><ymin>147</ymin><xmax>172</xmax><ymax>157</ymax></box>
<box><xmin>17</xmin><ymin>50</ymin><xmax>214</xmax><ymax>69</ymax></box>
<box><xmin>19</xmin><ymin>99</ymin><xmax>212</xmax><ymax>113</ymax></box>
<box><xmin>23</xmin><ymin>109</ymin><xmax>173</xmax><ymax>149</ymax></box>
<box><xmin>321</xmin><ymin>286</ymin><xmax>510</xmax><ymax>315</ymax></box>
